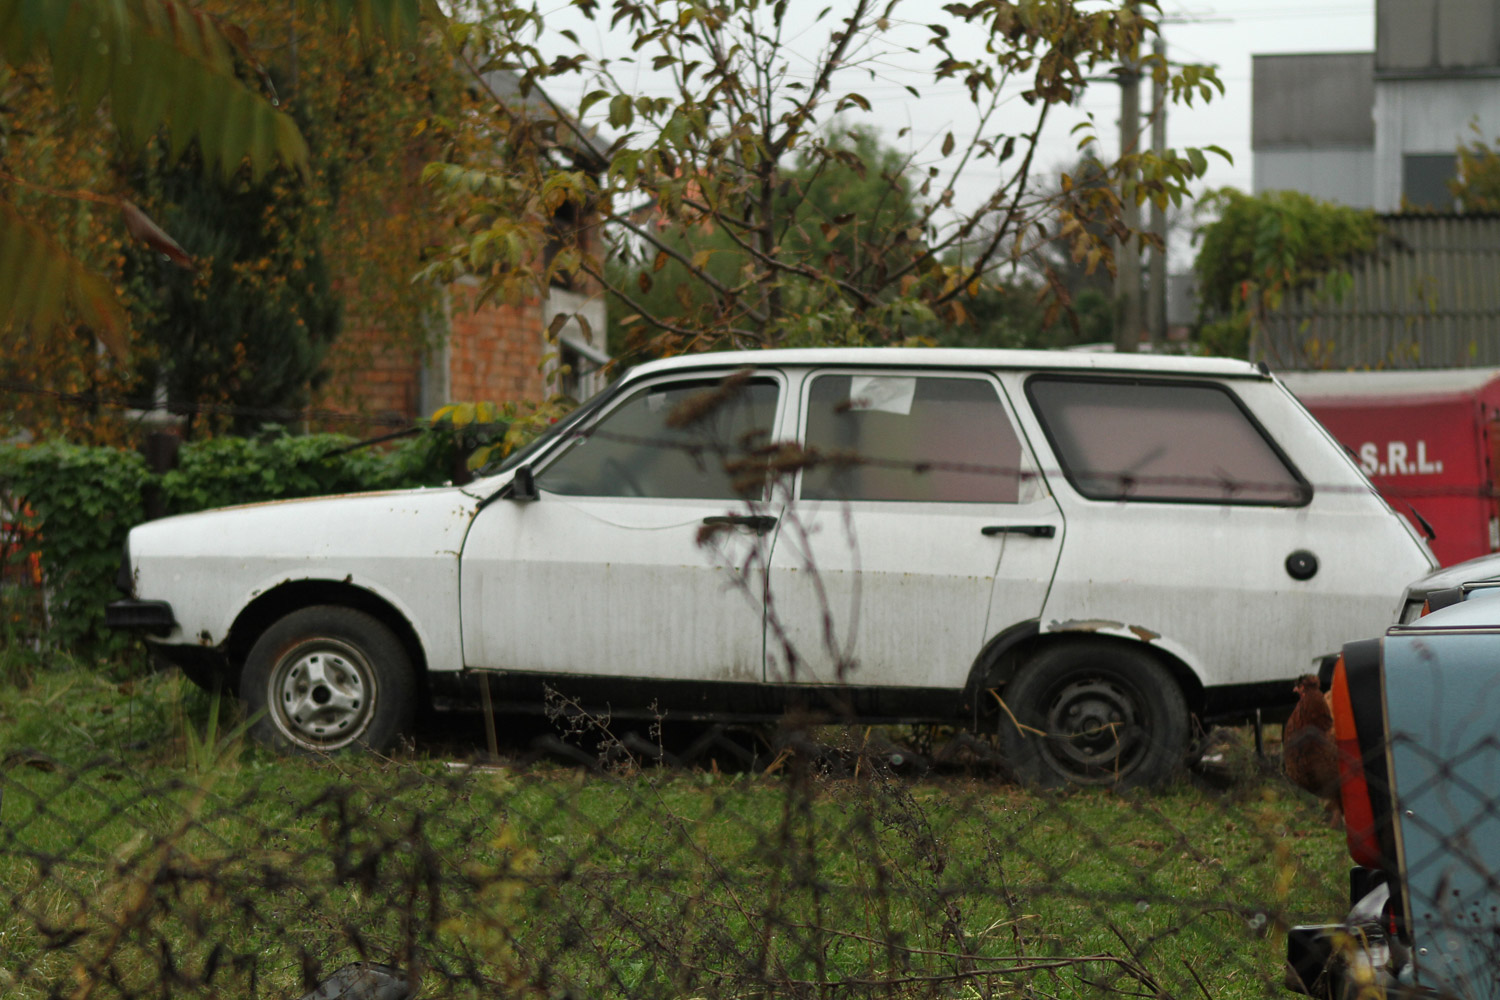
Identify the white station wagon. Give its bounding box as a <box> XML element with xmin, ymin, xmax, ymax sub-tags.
<box><xmin>108</xmin><ymin>348</ymin><xmax>1435</xmax><ymax>786</ymax></box>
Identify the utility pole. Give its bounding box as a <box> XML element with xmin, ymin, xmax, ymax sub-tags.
<box><xmin>1113</xmin><ymin>20</ymin><xmax>1142</xmax><ymax>354</ymax></box>
<box><xmin>1147</xmin><ymin>34</ymin><xmax>1168</xmax><ymax>348</ymax></box>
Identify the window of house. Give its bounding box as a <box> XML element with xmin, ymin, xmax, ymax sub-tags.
<box><xmin>545</xmin><ymin>201</ymin><xmax>581</xmax><ymax>291</ymax></box>
<box><xmin>537</xmin><ymin>376</ymin><xmax>780</xmax><ymax>499</ymax></box>
<box><xmin>1026</xmin><ymin>377</ymin><xmax>1308</xmax><ymax>505</ymax></box>
<box><xmin>557</xmin><ymin>343</ymin><xmax>582</xmax><ymax>400</ymax></box>
<box><xmin>1402</xmin><ymin>154</ymin><xmax>1458</xmax><ymax>211</ymax></box>
<box><xmin>800</xmin><ymin>374</ymin><xmax>1033</xmax><ymax>503</ymax></box>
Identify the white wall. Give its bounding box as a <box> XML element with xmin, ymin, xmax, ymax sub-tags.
<box><xmin>1253</xmin><ymin>147</ymin><xmax>1376</xmax><ymax>206</ymax></box>
<box><xmin>1374</xmin><ymin>76</ymin><xmax>1500</xmax><ymax>211</ymax></box>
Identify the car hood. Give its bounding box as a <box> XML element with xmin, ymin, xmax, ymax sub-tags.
<box><xmin>1403</xmin><ymin>551</ymin><xmax>1500</xmax><ymax>596</ymax></box>
<box><xmin>128</xmin><ymin>485</ymin><xmax>484</xmax><ymax>561</ymax></box>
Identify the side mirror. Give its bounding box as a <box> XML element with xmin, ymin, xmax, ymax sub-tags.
<box><xmin>510</xmin><ymin>464</ymin><xmax>539</xmax><ymax>502</ymax></box>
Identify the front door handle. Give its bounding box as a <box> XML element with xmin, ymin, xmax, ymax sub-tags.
<box><xmin>981</xmin><ymin>524</ymin><xmax>1056</xmax><ymax>538</ymax></box>
<box><xmin>703</xmin><ymin>514</ymin><xmax>778</xmax><ymax>535</ymax></box>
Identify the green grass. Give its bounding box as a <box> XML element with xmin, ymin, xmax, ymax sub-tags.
<box><xmin>0</xmin><ymin>664</ymin><xmax>1348</xmax><ymax>1000</ymax></box>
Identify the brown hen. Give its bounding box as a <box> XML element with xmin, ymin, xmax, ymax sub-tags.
<box><xmin>1283</xmin><ymin>674</ymin><xmax>1342</xmax><ymax>826</ymax></box>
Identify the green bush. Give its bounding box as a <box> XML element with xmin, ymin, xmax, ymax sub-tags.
<box><xmin>1194</xmin><ymin>188</ymin><xmax>1379</xmax><ymax>318</ymax></box>
<box><xmin>161</xmin><ymin>431</ymin><xmax>414</xmax><ymax>513</ymax></box>
<box><xmin>0</xmin><ymin>427</ymin><xmax>467</xmax><ymax>657</ymax></box>
<box><xmin>1196</xmin><ymin>314</ymin><xmax>1252</xmax><ymax>360</ymax></box>
<box><xmin>0</xmin><ymin>441</ymin><xmax>150</xmax><ymax>655</ymax></box>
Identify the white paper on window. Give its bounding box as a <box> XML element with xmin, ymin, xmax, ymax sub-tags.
<box><xmin>848</xmin><ymin>376</ymin><xmax>916</xmax><ymax>415</ymax></box>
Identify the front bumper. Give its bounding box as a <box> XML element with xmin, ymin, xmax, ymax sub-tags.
<box><xmin>1286</xmin><ymin>924</ymin><xmax>1431</xmax><ymax>1000</ymax></box>
<box><xmin>104</xmin><ymin>599</ymin><xmax>176</xmax><ymax>635</ymax></box>
<box><xmin>1285</xmin><ymin>870</ymin><xmax>1429</xmax><ymax>1000</ymax></box>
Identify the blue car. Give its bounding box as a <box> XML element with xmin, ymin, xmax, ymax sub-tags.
<box><xmin>1287</xmin><ymin>582</ymin><xmax>1500</xmax><ymax>999</ymax></box>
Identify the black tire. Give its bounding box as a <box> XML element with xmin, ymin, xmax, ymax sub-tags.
<box><xmin>170</xmin><ymin>656</ymin><xmax>232</xmax><ymax>696</ymax></box>
<box><xmin>241</xmin><ymin>606</ymin><xmax>418</xmax><ymax>754</ymax></box>
<box><xmin>999</xmin><ymin>640</ymin><xmax>1188</xmax><ymax>789</ymax></box>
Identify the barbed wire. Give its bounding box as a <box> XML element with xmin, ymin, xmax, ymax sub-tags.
<box><xmin>6</xmin><ymin>374</ymin><xmax>1499</xmax><ymax>513</ymax></box>
<box><xmin>4</xmin><ymin>374</ymin><xmax>1497</xmax><ymax>999</ymax></box>
<box><xmin>0</xmin><ymin>378</ymin><xmax>417</xmax><ymax>430</ymax></box>
<box><xmin>578</xmin><ymin>426</ymin><xmax>1500</xmax><ymax>503</ymax></box>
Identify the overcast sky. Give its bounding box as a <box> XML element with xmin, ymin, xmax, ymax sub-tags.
<box><xmin>1142</xmin><ymin>1</ymin><xmax>1374</xmax><ymax>191</ymax></box>
<box><xmin>534</xmin><ymin>0</ymin><xmax>1374</xmax><ymax>237</ymax></box>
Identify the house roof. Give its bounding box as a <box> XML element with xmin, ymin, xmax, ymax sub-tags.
<box><xmin>477</xmin><ymin>68</ymin><xmax>608</xmax><ymax>171</ymax></box>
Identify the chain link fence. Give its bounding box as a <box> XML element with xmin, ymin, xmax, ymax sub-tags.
<box><xmin>1</xmin><ymin>679</ymin><xmax>1358</xmax><ymax>1000</ymax></box>
<box><xmin>5</xmin><ymin>367</ymin><xmax>1494</xmax><ymax>1000</ymax></box>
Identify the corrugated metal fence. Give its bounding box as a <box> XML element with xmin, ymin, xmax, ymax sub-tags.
<box><xmin>1258</xmin><ymin>214</ymin><xmax>1500</xmax><ymax>370</ymax></box>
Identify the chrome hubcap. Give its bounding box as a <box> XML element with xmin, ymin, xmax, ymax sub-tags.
<box><xmin>272</xmin><ymin>643</ymin><xmax>373</xmax><ymax>748</ymax></box>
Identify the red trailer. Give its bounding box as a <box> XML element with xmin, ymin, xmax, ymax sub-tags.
<box><xmin>1280</xmin><ymin>369</ymin><xmax>1500</xmax><ymax>566</ymax></box>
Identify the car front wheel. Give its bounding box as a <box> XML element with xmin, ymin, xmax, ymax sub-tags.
<box><xmin>241</xmin><ymin>606</ymin><xmax>417</xmax><ymax>754</ymax></box>
<box><xmin>999</xmin><ymin>640</ymin><xmax>1188</xmax><ymax>789</ymax></box>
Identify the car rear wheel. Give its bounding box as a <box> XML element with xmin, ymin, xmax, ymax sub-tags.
<box><xmin>241</xmin><ymin>606</ymin><xmax>417</xmax><ymax>754</ymax></box>
<box><xmin>999</xmin><ymin>640</ymin><xmax>1188</xmax><ymax>789</ymax></box>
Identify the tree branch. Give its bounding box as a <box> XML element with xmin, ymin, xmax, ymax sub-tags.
<box><xmin>767</xmin><ymin>0</ymin><xmax>875</xmax><ymax>160</ymax></box>
<box><xmin>579</xmin><ymin>258</ymin><xmax>768</xmax><ymax>348</ymax></box>
<box><xmin>603</xmin><ymin>211</ymin><xmax>769</xmax><ymax>326</ymax></box>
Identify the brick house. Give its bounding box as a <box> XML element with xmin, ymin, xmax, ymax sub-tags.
<box><xmin>318</xmin><ymin>277</ymin><xmax>608</xmax><ymax>432</ymax></box>
<box><xmin>316</xmin><ymin>72</ymin><xmax>609</xmax><ymax>433</ymax></box>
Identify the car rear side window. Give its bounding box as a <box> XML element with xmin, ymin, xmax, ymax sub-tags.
<box><xmin>538</xmin><ymin>375</ymin><xmax>780</xmax><ymax>499</ymax></box>
<box><xmin>1026</xmin><ymin>377</ymin><xmax>1308</xmax><ymax>505</ymax></box>
<box><xmin>800</xmin><ymin>374</ymin><xmax>1033</xmax><ymax>503</ymax></box>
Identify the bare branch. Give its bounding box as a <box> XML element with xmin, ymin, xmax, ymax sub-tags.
<box><xmin>767</xmin><ymin>0</ymin><xmax>876</xmax><ymax>160</ymax></box>
<box><xmin>604</xmin><ymin>211</ymin><xmax>769</xmax><ymax>325</ymax></box>
<box><xmin>578</xmin><ymin>257</ymin><xmax>768</xmax><ymax>348</ymax></box>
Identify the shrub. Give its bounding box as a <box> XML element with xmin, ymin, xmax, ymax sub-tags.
<box><xmin>0</xmin><ymin>441</ymin><xmax>150</xmax><ymax>654</ymax></box>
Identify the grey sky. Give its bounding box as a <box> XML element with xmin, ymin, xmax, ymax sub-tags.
<box><xmin>534</xmin><ymin>1</ymin><xmax>1374</xmax><ymax>229</ymax></box>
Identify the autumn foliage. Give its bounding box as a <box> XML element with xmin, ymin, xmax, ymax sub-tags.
<box><xmin>0</xmin><ymin>0</ymin><xmax>442</xmax><ymax>442</ymax></box>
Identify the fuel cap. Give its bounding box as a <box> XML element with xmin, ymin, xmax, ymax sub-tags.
<box><xmin>1285</xmin><ymin>550</ymin><xmax>1319</xmax><ymax>581</ymax></box>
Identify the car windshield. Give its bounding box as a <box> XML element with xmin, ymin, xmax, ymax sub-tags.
<box><xmin>481</xmin><ymin>380</ymin><xmax>629</xmax><ymax>477</ymax></box>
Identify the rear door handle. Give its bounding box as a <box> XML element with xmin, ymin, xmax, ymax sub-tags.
<box><xmin>981</xmin><ymin>524</ymin><xmax>1056</xmax><ymax>538</ymax></box>
<box><xmin>703</xmin><ymin>514</ymin><xmax>778</xmax><ymax>535</ymax></box>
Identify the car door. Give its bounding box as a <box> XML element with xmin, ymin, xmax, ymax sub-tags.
<box><xmin>764</xmin><ymin>369</ymin><xmax>1063</xmax><ymax>689</ymax></box>
<box><xmin>1017</xmin><ymin>373</ymin><xmax>1401</xmax><ymax>694</ymax></box>
<box><xmin>460</xmin><ymin>371</ymin><xmax>785</xmax><ymax>683</ymax></box>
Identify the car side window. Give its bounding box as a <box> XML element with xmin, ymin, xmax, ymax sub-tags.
<box><xmin>1026</xmin><ymin>376</ymin><xmax>1309</xmax><ymax>505</ymax></box>
<box><xmin>800</xmin><ymin>373</ymin><xmax>1034</xmax><ymax>503</ymax></box>
<box><xmin>537</xmin><ymin>375</ymin><xmax>780</xmax><ymax>499</ymax></box>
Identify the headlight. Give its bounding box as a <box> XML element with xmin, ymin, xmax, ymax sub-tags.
<box><xmin>114</xmin><ymin>537</ymin><xmax>133</xmax><ymax>597</ymax></box>
<box><xmin>1398</xmin><ymin>595</ymin><xmax>1426</xmax><ymax>624</ymax></box>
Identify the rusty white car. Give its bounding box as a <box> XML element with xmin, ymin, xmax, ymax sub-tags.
<box><xmin>107</xmin><ymin>348</ymin><xmax>1435</xmax><ymax>786</ymax></box>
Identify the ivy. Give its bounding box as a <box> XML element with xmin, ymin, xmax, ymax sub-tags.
<box><xmin>0</xmin><ymin>441</ymin><xmax>149</xmax><ymax>655</ymax></box>
<box><xmin>1452</xmin><ymin>125</ymin><xmax>1500</xmax><ymax>212</ymax></box>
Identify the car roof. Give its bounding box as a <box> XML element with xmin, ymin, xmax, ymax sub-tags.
<box><xmin>623</xmin><ymin>347</ymin><xmax>1268</xmax><ymax>382</ymax></box>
